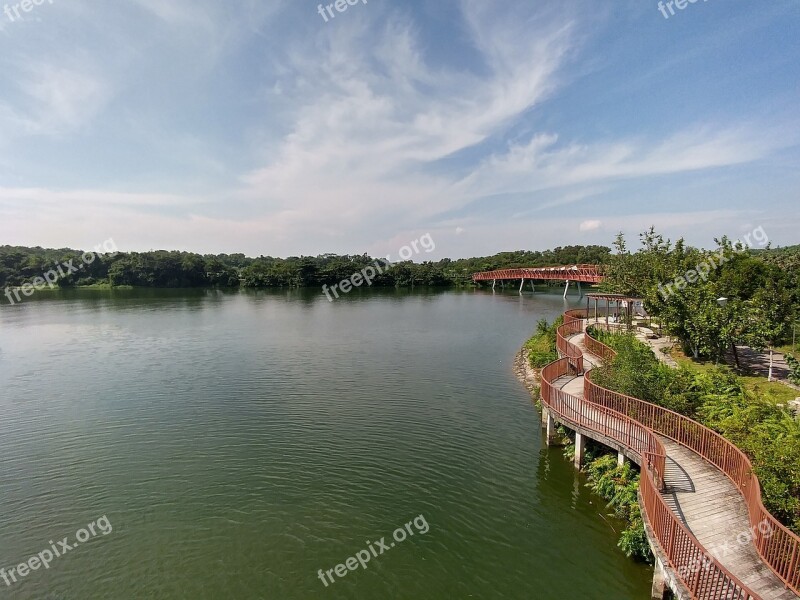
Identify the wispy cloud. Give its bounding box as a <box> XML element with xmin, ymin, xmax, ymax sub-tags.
<box><xmin>0</xmin><ymin>0</ymin><xmax>797</xmax><ymax>256</ymax></box>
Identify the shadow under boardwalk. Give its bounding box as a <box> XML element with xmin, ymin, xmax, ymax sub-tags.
<box><xmin>558</xmin><ymin>328</ymin><xmax>799</xmax><ymax>600</ymax></box>
<box><xmin>659</xmin><ymin>438</ymin><xmax>798</xmax><ymax>600</ymax></box>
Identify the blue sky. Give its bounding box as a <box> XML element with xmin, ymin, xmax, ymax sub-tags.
<box><xmin>0</xmin><ymin>0</ymin><xmax>798</xmax><ymax>259</ymax></box>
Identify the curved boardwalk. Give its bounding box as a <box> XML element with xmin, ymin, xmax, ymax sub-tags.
<box><xmin>660</xmin><ymin>440</ymin><xmax>796</xmax><ymax>599</ymax></box>
<box><xmin>540</xmin><ymin>313</ymin><xmax>800</xmax><ymax>600</ymax></box>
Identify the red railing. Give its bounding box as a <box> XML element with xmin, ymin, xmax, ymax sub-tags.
<box><xmin>581</xmin><ymin>325</ymin><xmax>800</xmax><ymax>596</ymax></box>
<box><xmin>472</xmin><ymin>264</ymin><xmax>604</xmax><ymax>284</ymax></box>
<box><xmin>584</xmin><ymin>327</ymin><xmax>617</xmax><ymax>362</ymax></box>
<box><xmin>557</xmin><ymin>313</ymin><xmax>585</xmax><ymax>373</ymax></box>
<box><xmin>538</xmin><ymin>310</ymin><xmax>773</xmax><ymax>599</ymax></box>
<box><xmin>540</xmin><ymin>357</ymin><xmax>666</xmax><ymax>487</ymax></box>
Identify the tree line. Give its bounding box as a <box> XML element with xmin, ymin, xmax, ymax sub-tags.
<box><xmin>0</xmin><ymin>244</ymin><xmax>611</xmax><ymax>290</ymax></box>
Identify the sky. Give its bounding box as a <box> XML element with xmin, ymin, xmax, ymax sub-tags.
<box><xmin>0</xmin><ymin>0</ymin><xmax>798</xmax><ymax>260</ymax></box>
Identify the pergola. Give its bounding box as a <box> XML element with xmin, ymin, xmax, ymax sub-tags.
<box><xmin>585</xmin><ymin>293</ymin><xmax>645</xmax><ymax>330</ymax></box>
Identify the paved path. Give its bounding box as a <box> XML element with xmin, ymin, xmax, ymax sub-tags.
<box><xmin>730</xmin><ymin>346</ymin><xmax>800</xmax><ymax>391</ymax></box>
<box><xmin>560</xmin><ymin>330</ymin><xmax>798</xmax><ymax>600</ymax></box>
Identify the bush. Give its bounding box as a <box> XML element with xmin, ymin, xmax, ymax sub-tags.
<box><xmin>593</xmin><ymin>329</ymin><xmax>800</xmax><ymax>534</ymax></box>
<box><xmin>585</xmin><ymin>454</ymin><xmax>653</xmax><ymax>564</ymax></box>
<box><xmin>524</xmin><ymin>316</ymin><xmax>563</xmax><ymax>368</ymax></box>
<box><xmin>590</xmin><ymin>332</ymin><xmax>674</xmax><ymax>405</ymax></box>
<box><xmin>786</xmin><ymin>353</ymin><xmax>800</xmax><ymax>386</ymax></box>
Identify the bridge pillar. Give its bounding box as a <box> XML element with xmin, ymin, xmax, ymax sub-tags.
<box><xmin>543</xmin><ymin>409</ymin><xmax>558</xmax><ymax>446</ymax></box>
<box><xmin>530</xmin><ymin>280</ymin><xmax>535</xmax><ymax>294</ymax></box>
<box><xmin>519</xmin><ymin>278</ymin><xmax>525</xmax><ymax>294</ymax></box>
<box><xmin>577</xmin><ymin>281</ymin><xmax>583</xmax><ymax>298</ymax></box>
<box><xmin>563</xmin><ymin>280</ymin><xmax>570</xmax><ymax>299</ymax></box>
<box><xmin>492</xmin><ymin>279</ymin><xmax>496</xmax><ymax>291</ymax></box>
<box><xmin>618</xmin><ymin>451</ymin><xmax>626</xmax><ymax>467</ymax></box>
<box><xmin>574</xmin><ymin>432</ymin><xmax>586</xmax><ymax>468</ymax></box>
<box><xmin>650</xmin><ymin>557</ymin><xmax>668</xmax><ymax>600</ymax></box>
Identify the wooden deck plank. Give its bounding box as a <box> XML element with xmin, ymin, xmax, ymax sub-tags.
<box><xmin>659</xmin><ymin>434</ymin><xmax>795</xmax><ymax>599</ymax></box>
<box><xmin>554</xmin><ymin>331</ymin><xmax>800</xmax><ymax>600</ymax></box>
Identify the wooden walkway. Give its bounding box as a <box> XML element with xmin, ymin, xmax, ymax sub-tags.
<box><xmin>660</xmin><ymin>440</ymin><xmax>797</xmax><ymax>600</ymax></box>
<box><xmin>557</xmin><ymin>332</ymin><xmax>799</xmax><ymax>600</ymax></box>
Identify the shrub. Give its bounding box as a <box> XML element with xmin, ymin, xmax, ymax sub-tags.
<box><xmin>593</xmin><ymin>329</ymin><xmax>800</xmax><ymax>534</ymax></box>
<box><xmin>524</xmin><ymin>316</ymin><xmax>563</xmax><ymax>368</ymax></box>
<box><xmin>786</xmin><ymin>353</ymin><xmax>800</xmax><ymax>386</ymax></box>
<box><xmin>585</xmin><ymin>454</ymin><xmax>653</xmax><ymax>564</ymax></box>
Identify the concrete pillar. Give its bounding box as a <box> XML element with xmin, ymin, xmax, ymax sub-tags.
<box><xmin>519</xmin><ymin>278</ymin><xmax>525</xmax><ymax>294</ymax></box>
<box><xmin>530</xmin><ymin>280</ymin><xmax>535</xmax><ymax>294</ymax></box>
<box><xmin>618</xmin><ymin>451</ymin><xmax>625</xmax><ymax>467</ymax></box>
<box><xmin>577</xmin><ymin>281</ymin><xmax>582</xmax><ymax>298</ymax></box>
<box><xmin>651</xmin><ymin>557</ymin><xmax>668</xmax><ymax>600</ymax></box>
<box><xmin>544</xmin><ymin>409</ymin><xmax>557</xmax><ymax>446</ymax></box>
<box><xmin>563</xmin><ymin>280</ymin><xmax>570</xmax><ymax>299</ymax></box>
<box><xmin>492</xmin><ymin>279</ymin><xmax>496</xmax><ymax>291</ymax></box>
<box><xmin>574</xmin><ymin>432</ymin><xmax>586</xmax><ymax>468</ymax></box>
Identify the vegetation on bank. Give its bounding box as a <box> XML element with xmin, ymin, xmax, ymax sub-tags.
<box><xmin>524</xmin><ymin>319</ymin><xmax>652</xmax><ymax>563</ymax></box>
<box><xmin>524</xmin><ymin>316</ymin><xmax>564</xmax><ymax>368</ymax></box>
<box><xmin>0</xmin><ymin>245</ymin><xmax>611</xmax><ymax>290</ymax></box>
<box><xmin>585</xmin><ymin>454</ymin><xmax>652</xmax><ymax>563</ymax></box>
<box><xmin>604</xmin><ymin>229</ymin><xmax>799</xmax><ymax>364</ymax></box>
<box><xmin>561</xmin><ymin>437</ymin><xmax>653</xmax><ymax>563</ymax></box>
<box><xmin>591</xmin><ymin>330</ymin><xmax>800</xmax><ymax>534</ymax></box>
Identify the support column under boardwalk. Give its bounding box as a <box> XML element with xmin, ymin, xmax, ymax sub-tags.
<box><xmin>543</xmin><ymin>408</ymin><xmax>558</xmax><ymax>445</ymax></box>
<box><xmin>651</xmin><ymin>557</ymin><xmax>668</xmax><ymax>600</ymax></box>
<box><xmin>574</xmin><ymin>432</ymin><xmax>586</xmax><ymax>468</ymax></box>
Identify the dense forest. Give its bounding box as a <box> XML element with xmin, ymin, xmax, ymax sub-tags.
<box><xmin>2</xmin><ymin>240</ymin><xmax>798</xmax><ymax>311</ymax></box>
<box><xmin>0</xmin><ymin>244</ymin><xmax>611</xmax><ymax>290</ymax></box>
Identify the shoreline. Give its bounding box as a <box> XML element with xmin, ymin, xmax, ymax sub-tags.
<box><xmin>513</xmin><ymin>347</ymin><xmax>541</xmax><ymax>400</ymax></box>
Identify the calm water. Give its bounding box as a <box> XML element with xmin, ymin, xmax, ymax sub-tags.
<box><xmin>0</xmin><ymin>288</ymin><xmax>652</xmax><ymax>599</ymax></box>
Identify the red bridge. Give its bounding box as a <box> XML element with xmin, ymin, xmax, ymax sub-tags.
<box><xmin>472</xmin><ymin>264</ymin><xmax>604</xmax><ymax>295</ymax></box>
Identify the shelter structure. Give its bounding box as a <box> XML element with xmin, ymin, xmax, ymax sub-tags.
<box><xmin>585</xmin><ymin>293</ymin><xmax>646</xmax><ymax>331</ymax></box>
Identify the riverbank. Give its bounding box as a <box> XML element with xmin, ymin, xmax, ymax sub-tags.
<box><xmin>513</xmin><ymin>347</ymin><xmax>540</xmax><ymax>400</ymax></box>
<box><xmin>516</xmin><ymin>324</ymin><xmax>653</xmax><ymax>564</ymax></box>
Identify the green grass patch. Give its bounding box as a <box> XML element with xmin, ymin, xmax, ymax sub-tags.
<box><xmin>671</xmin><ymin>348</ymin><xmax>799</xmax><ymax>405</ymax></box>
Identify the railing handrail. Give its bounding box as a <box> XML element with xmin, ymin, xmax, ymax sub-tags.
<box><xmin>539</xmin><ymin>310</ymin><xmax>770</xmax><ymax>599</ymax></box>
<box><xmin>579</xmin><ymin>318</ymin><xmax>800</xmax><ymax>595</ymax></box>
<box><xmin>472</xmin><ymin>265</ymin><xmax>604</xmax><ymax>283</ymax></box>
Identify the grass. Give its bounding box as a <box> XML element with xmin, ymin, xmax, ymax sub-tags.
<box><xmin>81</xmin><ymin>283</ymin><xmax>134</xmax><ymax>289</ymax></box>
<box><xmin>775</xmin><ymin>343</ymin><xmax>798</xmax><ymax>357</ymax></box>
<box><xmin>5</xmin><ymin>282</ymin><xmax>130</xmax><ymax>291</ymax></box>
<box><xmin>671</xmin><ymin>348</ymin><xmax>799</xmax><ymax>405</ymax></box>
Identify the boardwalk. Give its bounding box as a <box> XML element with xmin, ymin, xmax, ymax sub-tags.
<box><xmin>544</xmin><ymin>323</ymin><xmax>799</xmax><ymax>600</ymax></box>
<box><xmin>660</xmin><ymin>440</ymin><xmax>797</xmax><ymax>600</ymax></box>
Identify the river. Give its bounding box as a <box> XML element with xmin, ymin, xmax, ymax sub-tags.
<box><xmin>0</xmin><ymin>288</ymin><xmax>652</xmax><ymax>599</ymax></box>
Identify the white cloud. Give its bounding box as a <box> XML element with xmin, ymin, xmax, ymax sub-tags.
<box><xmin>0</xmin><ymin>0</ymin><xmax>797</xmax><ymax>257</ymax></box>
<box><xmin>580</xmin><ymin>220</ymin><xmax>602</xmax><ymax>232</ymax></box>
